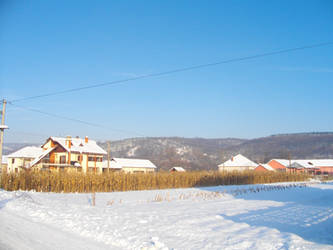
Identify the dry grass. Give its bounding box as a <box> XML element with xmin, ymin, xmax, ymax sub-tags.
<box><xmin>0</xmin><ymin>171</ymin><xmax>309</xmax><ymax>193</ymax></box>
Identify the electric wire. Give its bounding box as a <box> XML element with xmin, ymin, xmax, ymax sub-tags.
<box><xmin>9</xmin><ymin>42</ymin><xmax>333</xmax><ymax>103</ymax></box>
<box><xmin>8</xmin><ymin>102</ymin><xmax>146</xmax><ymax>137</ymax></box>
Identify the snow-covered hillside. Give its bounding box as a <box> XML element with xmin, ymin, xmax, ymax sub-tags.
<box><xmin>0</xmin><ymin>182</ymin><xmax>333</xmax><ymax>249</ymax></box>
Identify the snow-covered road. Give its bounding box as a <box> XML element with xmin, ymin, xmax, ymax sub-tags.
<box><xmin>0</xmin><ymin>182</ymin><xmax>332</xmax><ymax>249</ymax></box>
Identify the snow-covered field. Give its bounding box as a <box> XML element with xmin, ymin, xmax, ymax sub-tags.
<box><xmin>0</xmin><ymin>181</ymin><xmax>333</xmax><ymax>250</ymax></box>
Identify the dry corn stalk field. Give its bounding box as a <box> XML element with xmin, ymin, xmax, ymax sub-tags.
<box><xmin>0</xmin><ymin>171</ymin><xmax>308</xmax><ymax>193</ymax></box>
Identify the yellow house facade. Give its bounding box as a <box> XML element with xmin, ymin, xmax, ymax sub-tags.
<box><xmin>35</xmin><ymin>136</ymin><xmax>107</xmax><ymax>173</ymax></box>
<box><xmin>7</xmin><ymin>136</ymin><xmax>107</xmax><ymax>173</ymax></box>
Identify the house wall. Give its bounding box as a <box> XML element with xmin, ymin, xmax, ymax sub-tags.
<box><xmin>319</xmin><ymin>167</ymin><xmax>333</xmax><ymax>174</ymax></box>
<box><xmin>254</xmin><ymin>165</ymin><xmax>268</xmax><ymax>172</ymax></box>
<box><xmin>41</xmin><ymin>139</ymin><xmax>104</xmax><ymax>173</ymax></box>
<box><xmin>218</xmin><ymin>166</ymin><xmax>254</xmax><ymax>172</ymax></box>
<box><xmin>121</xmin><ymin>167</ymin><xmax>155</xmax><ymax>173</ymax></box>
<box><xmin>7</xmin><ymin>157</ymin><xmax>34</xmax><ymax>173</ymax></box>
<box><xmin>286</xmin><ymin>168</ymin><xmax>304</xmax><ymax>173</ymax></box>
<box><xmin>267</xmin><ymin>160</ymin><xmax>286</xmax><ymax>171</ymax></box>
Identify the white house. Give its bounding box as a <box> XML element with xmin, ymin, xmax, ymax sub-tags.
<box><xmin>218</xmin><ymin>154</ymin><xmax>258</xmax><ymax>172</ymax></box>
<box><xmin>102</xmin><ymin>158</ymin><xmax>157</xmax><ymax>173</ymax></box>
<box><xmin>7</xmin><ymin>146</ymin><xmax>44</xmax><ymax>173</ymax></box>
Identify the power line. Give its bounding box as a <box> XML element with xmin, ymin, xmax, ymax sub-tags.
<box><xmin>8</xmin><ymin>102</ymin><xmax>146</xmax><ymax>137</ymax></box>
<box><xmin>10</xmin><ymin>42</ymin><xmax>333</xmax><ymax>103</ymax></box>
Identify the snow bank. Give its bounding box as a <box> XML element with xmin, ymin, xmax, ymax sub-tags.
<box><xmin>0</xmin><ymin>182</ymin><xmax>332</xmax><ymax>249</ymax></box>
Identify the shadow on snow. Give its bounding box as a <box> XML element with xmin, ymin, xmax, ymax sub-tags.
<box><xmin>201</xmin><ymin>184</ymin><xmax>333</xmax><ymax>246</ymax></box>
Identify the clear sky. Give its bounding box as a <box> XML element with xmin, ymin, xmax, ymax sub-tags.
<box><xmin>1</xmin><ymin>0</ymin><xmax>332</xmax><ymax>143</ymax></box>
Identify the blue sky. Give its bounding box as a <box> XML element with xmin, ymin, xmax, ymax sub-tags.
<box><xmin>1</xmin><ymin>0</ymin><xmax>332</xmax><ymax>143</ymax></box>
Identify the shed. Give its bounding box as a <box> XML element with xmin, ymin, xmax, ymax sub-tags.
<box><xmin>170</xmin><ymin>167</ymin><xmax>186</xmax><ymax>172</ymax></box>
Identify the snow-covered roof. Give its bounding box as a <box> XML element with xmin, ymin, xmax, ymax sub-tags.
<box><xmin>102</xmin><ymin>160</ymin><xmax>122</xmax><ymax>169</ymax></box>
<box><xmin>307</xmin><ymin>159</ymin><xmax>333</xmax><ymax>167</ymax></box>
<box><xmin>270</xmin><ymin>159</ymin><xmax>291</xmax><ymax>167</ymax></box>
<box><xmin>7</xmin><ymin>146</ymin><xmax>44</xmax><ymax>159</ymax></box>
<box><xmin>170</xmin><ymin>167</ymin><xmax>186</xmax><ymax>172</ymax></box>
<box><xmin>29</xmin><ymin>147</ymin><xmax>56</xmax><ymax>168</ymax></box>
<box><xmin>270</xmin><ymin>159</ymin><xmax>332</xmax><ymax>169</ymax></box>
<box><xmin>291</xmin><ymin>160</ymin><xmax>317</xmax><ymax>169</ymax></box>
<box><xmin>49</xmin><ymin>137</ymin><xmax>107</xmax><ymax>155</ymax></box>
<box><xmin>102</xmin><ymin>158</ymin><xmax>157</xmax><ymax>169</ymax></box>
<box><xmin>256</xmin><ymin>164</ymin><xmax>274</xmax><ymax>171</ymax></box>
<box><xmin>218</xmin><ymin>154</ymin><xmax>258</xmax><ymax>168</ymax></box>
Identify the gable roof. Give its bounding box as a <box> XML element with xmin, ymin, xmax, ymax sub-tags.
<box><xmin>270</xmin><ymin>159</ymin><xmax>332</xmax><ymax>169</ymax></box>
<box><xmin>306</xmin><ymin>159</ymin><xmax>333</xmax><ymax>167</ymax></box>
<box><xmin>219</xmin><ymin>154</ymin><xmax>258</xmax><ymax>168</ymax></box>
<box><xmin>48</xmin><ymin>137</ymin><xmax>107</xmax><ymax>155</ymax></box>
<box><xmin>170</xmin><ymin>167</ymin><xmax>186</xmax><ymax>172</ymax></box>
<box><xmin>102</xmin><ymin>158</ymin><xmax>157</xmax><ymax>169</ymax></box>
<box><xmin>29</xmin><ymin>147</ymin><xmax>56</xmax><ymax>168</ymax></box>
<box><xmin>102</xmin><ymin>160</ymin><xmax>122</xmax><ymax>169</ymax></box>
<box><xmin>269</xmin><ymin>159</ymin><xmax>291</xmax><ymax>167</ymax></box>
<box><xmin>256</xmin><ymin>164</ymin><xmax>274</xmax><ymax>171</ymax></box>
<box><xmin>7</xmin><ymin>146</ymin><xmax>44</xmax><ymax>159</ymax></box>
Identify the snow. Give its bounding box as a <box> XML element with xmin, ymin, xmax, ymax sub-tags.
<box><xmin>257</xmin><ymin>164</ymin><xmax>275</xmax><ymax>171</ymax></box>
<box><xmin>127</xmin><ymin>146</ymin><xmax>139</xmax><ymax>157</ymax></box>
<box><xmin>219</xmin><ymin>154</ymin><xmax>258</xmax><ymax>168</ymax></box>
<box><xmin>29</xmin><ymin>147</ymin><xmax>55</xmax><ymax>168</ymax></box>
<box><xmin>0</xmin><ymin>182</ymin><xmax>333</xmax><ymax>249</ymax></box>
<box><xmin>271</xmin><ymin>159</ymin><xmax>333</xmax><ymax>169</ymax></box>
<box><xmin>103</xmin><ymin>158</ymin><xmax>157</xmax><ymax>169</ymax></box>
<box><xmin>170</xmin><ymin>167</ymin><xmax>186</xmax><ymax>172</ymax></box>
<box><xmin>7</xmin><ymin>146</ymin><xmax>44</xmax><ymax>159</ymax></box>
<box><xmin>49</xmin><ymin>136</ymin><xmax>107</xmax><ymax>155</ymax></box>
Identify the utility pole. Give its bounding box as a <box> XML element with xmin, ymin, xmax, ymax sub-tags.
<box><xmin>288</xmin><ymin>151</ymin><xmax>292</xmax><ymax>173</ymax></box>
<box><xmin>107</xmin><ymin>141</ymin><xmax>111</xmax><ymax>172</ymax></box>
<box><xmin>0</xmin><ymin>99</ymin><xmax>8</xmax><ymax>172</ymax></box>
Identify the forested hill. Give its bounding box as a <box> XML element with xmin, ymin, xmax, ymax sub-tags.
<box><xmin>4</xmin><ymin>132</ymin><xmax>333</xmax><ymax>171</ymax></box>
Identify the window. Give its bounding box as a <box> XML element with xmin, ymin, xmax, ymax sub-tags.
<box><xmin>60</xmin><ymin>156</ymin><xmax>66</xmax><ymax>164</ymax></box>
<box><xmin>77</xmin><ymin>155</ymin><xmax>81</xmax><ymax>161</ymax></box>
<box><xmin>88</xmin><ymin>157</ymin><xmax>94</xmax><ymax>161</ymax></box>
<box><xmin>96</xmin><ymin>157</ymin><xmax>103</xmax><ymax>162</ymax></box>
<box><xmin>12</xmin><ymin>159</ymin><xmax>15</xmax><ymax>164</ymax></box>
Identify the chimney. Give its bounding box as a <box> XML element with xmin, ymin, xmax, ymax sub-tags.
<box><xmin>85</xmin><ymin>136</ymin><xmax>89</xmax><ymax>143</ymax></box>
<box><xmin>66</xmin><ymin>136</ymin><xmax>72</xmax><ymax>148</ymax></box>
<box><xmin>231</xmin><ymin>156</ymin><xmax>234</xmax><ymax>161</ymax></box>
